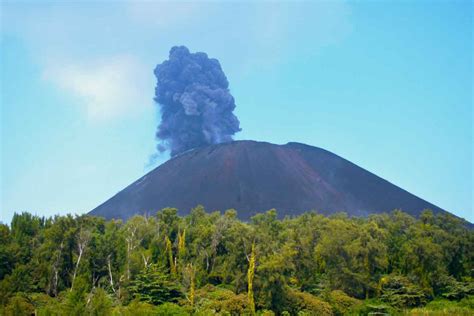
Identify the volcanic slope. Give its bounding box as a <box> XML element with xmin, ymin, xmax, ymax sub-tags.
<box><xmin>90</xmin><ymin>140</ymin><xmax>449</xmax><ymax>221</ymax></box>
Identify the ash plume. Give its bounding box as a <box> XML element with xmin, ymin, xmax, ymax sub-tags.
<box><xmin>154</xmin><ymin>46</ymin><xmax>241</xmax><ymax>156</ymax></box>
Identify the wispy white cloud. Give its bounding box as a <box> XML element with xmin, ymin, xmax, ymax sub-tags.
<box><xmin>43</xmin><ymin>56</ymin><xmax>154</xmax><ymax>121</ymax></box>
<box><xmin>2</xmin><ymin>1</ymin><xmax>352</xmax><ymax>120</ymax></box>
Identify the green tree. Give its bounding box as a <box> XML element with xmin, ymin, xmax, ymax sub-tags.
<box><xmin>88</xmin><ymin>288</ymin><xmax>112</xmax><ymax>316</ymax></box>
<box><xmin>127</xmin><ymin>264</ymin><xmax>183</xmax><ymax>305</ymax></box>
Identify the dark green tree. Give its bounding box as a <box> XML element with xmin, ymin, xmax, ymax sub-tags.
<box><xmin>127</xmin><ymin>264</ymin><xmax>183</xmax><ymax>305</ymax></box>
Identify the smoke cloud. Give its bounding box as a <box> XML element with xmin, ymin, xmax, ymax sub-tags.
<box><xmin>154</xmin><ymin>46</ymin><xmax>241</xmax><ymax>156</ymax></box>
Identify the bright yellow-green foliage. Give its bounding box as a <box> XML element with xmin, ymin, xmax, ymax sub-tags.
<box><xmin>3</xmin><ymin>295</ymin><xmax>35</xmax><ymax>316</ymax></box>
<box><xmin>405</xmin><ymin>297</ymin><xmax>474</xmax><ymax>316</ymax></box>
<box><xmin>190</xmin><ymin>284</ymin><xmax>248</xmax><ymax>314</ymax></box>
<box><xmin>178</xmin><ymin>229</ymin><xmax>186</xmax><ymax>258</ymax></box>
<box><xmin>0</xmin><ymin>208</ymin><xmax>472</xmax><ymax>315</ymax></box>
<box><xmin>165</xmin><ymin>235</ymin><xmax>176</xmax><ymax>275</ymax></box>
<box><xmin>187</xmin><ymin>264</ymin><xmax>195</xmax><ymax>307</ymax></box>
<box><xmin>325</xmin><ymin>290</ymin><xmax>362</xmax><ymax>315</ymax></box>
<box><xmin>248</xmin><ymin>242</ymin><xmax>256</xmax><ymax>315</ymax></box>
<box><xmin>285</xmin><ymin>288</ymin><xmax>334</xmax><ymax>315</ymax></box>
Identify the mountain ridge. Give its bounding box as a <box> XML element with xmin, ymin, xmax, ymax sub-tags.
<box><xmin>89</xmin><ymin>140</ymin><xmax>458</xmax><ymax>222</ymax></box>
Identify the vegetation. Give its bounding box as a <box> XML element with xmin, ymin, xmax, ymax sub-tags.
<box><xmin>0</xmin><ymin>207</ymin><xmax>472</xmax><ymax>315</ymax></box>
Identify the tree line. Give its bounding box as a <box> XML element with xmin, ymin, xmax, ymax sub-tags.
<box><xmin>0</xmin><ymin>207</ymin><xmax>473</xmax><ymax>315</ymax></box>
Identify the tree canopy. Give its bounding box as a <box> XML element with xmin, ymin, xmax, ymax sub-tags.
<box><xmin>0</xmin><ymin>208</ymin><xmax>472</xmax><ymax>315</ymax></box>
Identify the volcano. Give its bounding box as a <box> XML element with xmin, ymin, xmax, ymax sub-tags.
<box><xmin>89</xmin><ymin>141</ymin><xmax>456</xmax><ymax>220</ymax></box>
<box><xmin>90</xmin><ymin>140</ymin><xmax>450</xmax><ymax>221</ymax></box>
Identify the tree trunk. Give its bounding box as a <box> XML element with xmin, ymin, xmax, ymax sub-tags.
<box><xmin>70</xmin><ymin>247</ymin><xmax>83</xmax><ymax>291</ymax></box>
<box><xmin>70</xmin><ymin>229</ymin><xmax>91</xmax><ymax>291</ymax></box>
<box><xmin>50</xmin><ymin>241</ymin><xmax>64</xmax><ymax>297</ymax></box>
<box><xmin>107</xmin><ymin>255</ymin><xmax>116</xmax><ymax>293</ymax></box>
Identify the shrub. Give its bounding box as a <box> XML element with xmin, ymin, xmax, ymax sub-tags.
<box><xmin>111</xmin><ymin>299</ymin><xmax>158</xmax><ymax>316</ymax></box>
<box><xmin>459</xmin><ymin>295</ymin><xmax>474</xmax><ymax>309</ymax></box>
<box><xmin>0</xmin><ymin>276</ymin><xmax>13</xmax><ymax>306</ymax></box>
<box><xmin>30</xmin><ymin>293</ymin><xmax>61</xmax><ymax>316</ymax></box>
<box><xmin>346</xmin><ymin>298</ymin><xmax>398</xmax><ymax>316</ymax></box>
<box><xmin>380</xmin><ymin>275</ymin><xmax>428</xmax><ymax>308</ymax></box>
<box><xmin>60</xmin><ymin>276</ymin><xmax>90</xmax><ymax>315</ymax></box>
<box><xmin>88</xmin><ymin>288</ymin><xmax>113</xmax><ymax>316</ymax></box>
<box><xmin>193</xmin><ymin>284</ymin><xmax>247</xmax><ymax>315</ymax></box>
<box><xmin>285</xmin><ymin>288</ymin><xmax>333</xmax><ymax>315</ymax></box>
<box><xmin>156</xmin><ymin>302</ymin><xmax>188</xmax><ymax>315</ymax></box>
<box><xmin>407</xmin><ymin>297</ymin><xmax>474</xmax><ymax>316</ymax></box>
<box><xmin>434</xmin><ymin>276</ymin><xmax>474</xmax><ymax>300</ymax></box>
<box><xmin>4</xmin><ymin>294</ymin><xmax>35</xmax><ymax>316</ymax></box>
<box><xmin>324</xmin><ymin>290</ymin><xmax>362</xmax><ymax>315</ymax></box>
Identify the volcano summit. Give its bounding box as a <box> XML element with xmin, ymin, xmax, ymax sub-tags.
<box><xmin>89</xmin><ymin>140</ymin><xmax>450</xmax><ymax>221</ymax></box>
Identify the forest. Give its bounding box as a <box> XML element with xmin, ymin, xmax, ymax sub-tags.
<box><xmin>0</xmin><ymin>207</ymin><xmax>473</xmax><ymax>315</ymax></box>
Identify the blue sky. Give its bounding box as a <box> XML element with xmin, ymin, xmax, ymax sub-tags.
<box><xmin>1</xmin><ymin>1</ymin><xmax>472</xmax><ymax>223</ymax></box>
